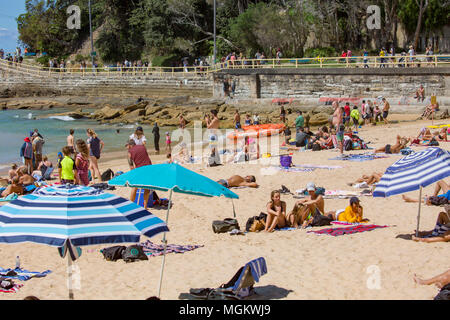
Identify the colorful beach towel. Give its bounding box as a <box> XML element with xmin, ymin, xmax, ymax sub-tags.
<box><xmin>275</xmin><ymin>166</ymin><xmax>315</xmax><ymax>173</ymax></box>
<box><xmin>0</xmin><ymin>267</ymin><xmax>52</xmax><ymax>281</ymax></box>
<box><xmin>329</xmin><ymin>153</ymin><xmax>389</xmax><ymax>162</ymax></box>
<box><xmin>0</xmin><ymin>283</ymin><xmax>23</xmax><ymax>293</ymax></box>
<box><xmin>140</xmin><ymin>240</ymin><xmax>204</xmax><ymax>257</ymax></box>
<box><xmin>307</xmin><ymin>224</ymin><xmax>388</xmax><ymax>236</ymax></box>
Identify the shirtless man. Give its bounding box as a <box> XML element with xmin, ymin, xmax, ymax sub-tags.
<box><xmin>412</xmin><ymin>206</ymin><xmax>450</xmax><ymax>243</ymax></box>
<box><xmin>375</xmin><ymin>135</ymin><xmax>410</xmax><ymax>154</ymax></box>
<box><xmin>217</xmin><ymin>175</ymin><xmax>258</xmax><ymax>188</ymax></box>
<box><xmin>415</xmin><ymin>85</ymin><xmax>425</xmax><ymax>102</ymax></box>
<box><xmin>234</xmin><ymin>110</ymin><xmax>241</xmax><ymax>129</ymax></box>
<box><xmin>8</xmin><ymin>164</ymin><xmax>18</xmax><ymax>182</ymax></box>
<box><xmin>382</xmin><ymin>98</ymin><xmax>390</xmax><ymax>125</ymax></box>
<box><xmin>67</xmin><ymin>129</ymin><xmax>75</xmax><ymax>154</ymax></box>
<box><xmin>1</xmin><ymin>176</ymin><xmax>23</xmax><ymax>198</ymax></box>
<box><xmin>295</xmin><ymin>182</ymin><xmax>325</xmax><ymax>228</ymax></box>
<box><xmin>332</xmin><ymin>102</ymin><xmax>344</xmax><ymax>154</ymax></box>
<box><xmin>206</xmin><ymin>109</ymin><xmax>221</xmax><ymax>160</ymax></box>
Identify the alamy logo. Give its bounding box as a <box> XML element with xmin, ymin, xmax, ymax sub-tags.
<box><xmin>67</xmin><ymin>5</ymin><xmax>81</xmax><ymax>30</ymax></box>
<box><xmin>366</xmin><ymin>265</ymin><xmax>381</xmax><ymax>290</ymax></box>
<box><xmin>366</xmin><ymin>5</ymin><xmax>381</xmax><ymax>30</ymax></box>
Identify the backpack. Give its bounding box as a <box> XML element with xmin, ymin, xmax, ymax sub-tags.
<box><xmin>312</xmin><ymin>143</ymin><xmax>322</xmax><ymax>151</ymax></box>
<box><xmin>122</xmin><ymin>245</ymin><xmax>148</xmax><ymax>263</ymax></box>
<box><xmin>101</xmin><ymin>169</ymin><xmax>115</xmax><ymax>182</ymax></box>
<box><xmin>344</xmin><ymin>139</ymin><xmax>353</xmax><ymax>151</ymax></box>
<box><xmin>102</xmin><ymin>245</ymin><xmax>126</xmax><ymax>261</ymax></box>
<box><xmin>212</xmin><ymin>218</ymin><xmax>240</xmax><ymax>233</ymax></box>
<box><xmin>434</xmin><ymin>283</ymin><xmax>450</xmax><ymax>300</ymax></box>
<box><xmin>428</xmin><ymin>196</ymin><xmax>448</xmax><ymax>206</ymax></box>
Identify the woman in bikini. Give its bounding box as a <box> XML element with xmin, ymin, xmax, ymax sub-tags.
<box><xmin>264</xmin><ymin>190</ymin><xmax>287</xmax><ymax>232</ymax></box>
<box><xmin>375</xmin><ymin>135</ymin><xmax>410</xmax><ymax>154</ymax></box>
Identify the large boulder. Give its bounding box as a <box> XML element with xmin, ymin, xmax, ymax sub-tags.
<box><xmin>124</xmin><ymin>101</ymin><xmax>148</xmax><ymax>113</ymax></box>
<box><xmin>309</xmin><ymin>112</ymin><xmax>330</xmax><ymax>126</ymax></box>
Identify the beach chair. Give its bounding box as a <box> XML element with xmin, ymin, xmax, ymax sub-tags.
<box><xmin>42</xmin><ymin>167</ymin><xmax>54</xmax><ymax>180</ymax></box>
<box><xmin>190</xmin><ymin>257</ymin><xmax>267</xmax><ymax>300</ymax></box>
<box><xmin>134</xmin><ymin>189</ymin><xmax>155</xmax><ymax>208</ymax></box>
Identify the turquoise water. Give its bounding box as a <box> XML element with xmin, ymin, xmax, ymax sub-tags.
<box><xmin>0</xmin><ymin>108</ymin><xmax>193</xmax><ymax>171</ymax></box>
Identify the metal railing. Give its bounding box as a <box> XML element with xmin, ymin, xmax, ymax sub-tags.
<box><xmin>1</xmin><ymin>54</ymin><xmax>449</xmax><ymax>80</ymax></box>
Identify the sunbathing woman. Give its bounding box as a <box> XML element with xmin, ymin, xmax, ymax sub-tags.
<box><xmin>264</xmin><ymin>190</ymin><xmax>287</xmax><ymax>232</ymax></box>
<box><xmin>1</xmin><ymin>176</ymin><xmax>23</xmax><ymax>198</ymax></box>
<box><xmin>402</xmin><ymin>180</ymin><xmax>450</xmax><ymax>204</ymax></box>
<box><xmin>412</xmin><ymin>206</ymin><xmax>450</xmax><ymax>243</ymax></box>
<box><xmin>374</xmin><ymin>135</ymin><xmax>410</xmax><ymax>154</ymax></box>
<box><xmin>348</xmin><ymin>172</ymin><xmax>383</xmax><ymax>187</ymax></box>
<box><xmin>433</xmin><ymin>128</ymin><xmax>448</xmax><ymax>141</ymax></box>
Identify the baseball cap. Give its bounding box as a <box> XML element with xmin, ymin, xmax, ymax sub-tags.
<box><xmin>136</xmin><ymin>126</ymin><xmax>143</xmax><ymax>131</ymax></box>
<box><xmin>306</xmin><ymin>182</ymin><xmax>315</xmax><ymax>191</ymax></box>
<box><xmin>350</xmin><ymin>197</ymin><xmax>360</xmax><ymax>205</ymax></box>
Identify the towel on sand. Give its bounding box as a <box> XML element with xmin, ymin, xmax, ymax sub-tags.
<box><xmin>0</xmin><ymin>282</ymin><xmax>23</xmax><ymax>293</ymax></box>
<box><xmin>307</xmin><ymin>224</ymin><xmax>388</xmax><ymax>236</ymax></box>
<box><xmin>140</xmin><ymin>240</ymin><xmax>204</xmax><ymax>257</ymax></box>
<box><xmin>329</xmin><ymin>153</ymin><xmax>389</xmax><ymax>162</ymax></box>
<box><xmin>0</xmin><ymin>267</ymin><xmax>52</xmax><ymax>281</ymax></box>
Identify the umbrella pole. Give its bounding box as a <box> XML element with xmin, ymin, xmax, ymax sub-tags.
<box><xmin>232</xmin><ymin>199</ymin><xmax>236</xmax><ymax>218</ymax></box>
<box><xmin>67</xmin><ymin>254</ymin><xmax>74</xmax><ymax>300</ymax></box>
<box><xmin>157</xmin><ymin>189</ymin><xmax>172</xmax><ymax>298</ymax></box>
<box><xmin>416</xmin><ymin>186</ymin><xmax>422</xmax><ymax>237</ymax></box>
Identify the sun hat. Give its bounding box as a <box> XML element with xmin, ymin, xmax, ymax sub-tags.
<box><xmin>306</xmin><ymin>182</ymin><xmax>316</xmax><ymax>191</ymax></box>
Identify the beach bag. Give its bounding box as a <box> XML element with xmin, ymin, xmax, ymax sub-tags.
<box><xmin>428</xmin><ymin>196</ymin><xmax>448</xmax><ymax>206</ymax></box>
<box><xmin>344</xmin><ymin>139</ymin><xmax>353</xmax><ymax>151</ymax></box>
<box><xmin>312</xmin><ymin>143</ymin><xmax>321</xmax><ymax>151</ymax></box>
<box><xmin>280</xmin><ymin>155</ymin><xmax>292</xmax><ymax>168</ymax></box>
<box><xmin>0</xmin><ymin>278</ymin><xmax>15</xmax><ymax>290</ymax></box>
<box><xmin>101</xmin><ymin>169</ymin><xmax>114</xmax><ymax>182</ymax></box>
<box><xmin>102</xmin><ymin>245</ymin><xmax>126</xmax><ymax>261</ymax></box>
<box><xmin>311</xmin><ymin>212</ymin><xmax>333</xmax><ymax>227</ymax></box>
<box><xmin>249</xmin><ymin>219</ymin><xmax>265</xmax><ymax>232</ymax></box>
<box><xmin>434</xmin><ymin>283</ymin><xmax>450</xmax><ymax>300</ymax></box>
<box><xmin>122</xmin><ymin>245</ymin><xmax>148</xmax><ymax>263</ymax></box>
<box><xmin>245</xmin><ymin>213</ymin><xmax>267</xmax><ymax>232</ymax></box>
<box><xmin>212</xmin><ymin>218</ymin><xmax>240</xmax><ymax>233</ymax></box>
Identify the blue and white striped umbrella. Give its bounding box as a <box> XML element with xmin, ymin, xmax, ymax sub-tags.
<box><xmin>0</xmin><ymin>185</ymin><xmax>169</xmax><ymax>247</ymax></box>
<box><xmin>373</xmin><ymin>147</ymin><xmax>450</xmax><ymax>198</ymax></box>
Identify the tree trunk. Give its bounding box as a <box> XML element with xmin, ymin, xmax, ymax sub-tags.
<box><xmin>413</xmin><ymin>0</ymin><xmax>428</xmax><ymax>52</ymax></box>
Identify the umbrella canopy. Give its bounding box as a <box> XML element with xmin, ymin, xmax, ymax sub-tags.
<box><xmin>0</xmin><ymin>185</ymin><xmax>169</xmax><ymax>247</ymax></box>
<box><xmin>108</xmin><ymin>163</ymin><xmax>239</xmax><ymax>199</ymax></box>
<box><xmin>373</xmin><ymin>147</ymin><xmax>450</xmax><ymax>198</ymax></box>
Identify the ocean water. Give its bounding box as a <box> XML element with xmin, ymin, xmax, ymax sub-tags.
<box><xmin>0</xmin><ymin>108</ymin><xmax>203</xmax><ymax>169</ymax></box>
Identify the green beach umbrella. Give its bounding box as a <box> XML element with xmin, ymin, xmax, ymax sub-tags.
<box><xmin>108</xmin><ymin>163</ymin><xmax>239</xmax><ymax>297</ymax></box>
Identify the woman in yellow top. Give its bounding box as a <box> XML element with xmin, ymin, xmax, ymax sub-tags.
<box><xmin>329</xmin><ymin>197</ymin><xmax>369</xmax><ymax>223</ymax></box>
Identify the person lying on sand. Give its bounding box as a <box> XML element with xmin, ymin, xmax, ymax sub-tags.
<box><xmin>402</xmin><ymin>180</ymin><xmax>450</xmax><ymax>205</ymax></box>
<box><xmin>295</xmin><ymin>182</ymin><xmax>325</xmax><ymax>220</ymax></box>
<box><xmin>1</xmin><ymin>176</ymin><xmax>23</xmax><ymax>198</ymax></box>
<box><xmin>17</xmin><ymin>167</ymin><xmax>35</xmax><ymax>186</ymax></box>
<box><xmin>348</xmin><ymin>172</ymin><xmax>383</xmax><ymax>187</ymax></box>
<box><xmin>374</xmin><ymin>135</ymin><xmax>410</xmax><ymax>154</ymax></box>
<box><xmin>217</xmin><ymin>175</ymin><xmax>258</xmax><ymax>188</ymax></box>
<box><xmin>327</xmin><ymin>197</ymin><xmax>370</xmax><ymax>223</ymax></box>
<box><xmin>264</xmin><ymin>190</ymin><xmax>287</xmax><ymax>232</ymax></box>
<box><xmin>414</xmin><ymin>269</ymin><xmax>450</xmax><ymax>289</ymax></box>
<box><xmin>413</xmin><ymin>127</ymin><xmax>447</xmax><ymax>144</ymax></box>
<box><xmin>412</xmin><ymin>206</ymin><xmax>450</xmax><ymax>243</ymax></box>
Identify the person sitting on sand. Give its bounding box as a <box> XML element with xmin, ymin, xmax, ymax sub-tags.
<box><xmin>348</xmin><ymin>172</ymin><xmax>383</xmax><ymax>187</ymax></box>
<box><xmin>414</xmin><ymin>269</ymin><xmax>450</xmax><ymax>289</ymax></box>
<box><xmin>295</xmin><ymin>182</ymin><xmax>325</xmax><ymax>220</ymax></box>
<box><xmin>328</xmin><ymin>197</ymin><xmax>369</xmax><ymax>223</ymax></box>
<box><xmin>374</xmin><ymin>135</ymin><xmax>410</xmax><ymax>154</ymax></box>
<box><xmin>285</xmin><ymin>202</ymin><xmax>318</xmax><ymax>229</ymax></box>
<box><xmin>8</xmin><ymin>164</ymin><xmax>18</xmax><ymax>183</ymax></box>
<box><xmin>415</xmin><ymin>85</ymin><xmax>425</xmax><ymax>102</ymax></box>
<box><xmin>1</xmin><ymin>176</ymin><xmax>23</xmax><ymax>198</ymax></box>
<box><xmin>17</xmin><ymin>167</ymin><xmax>35</xmax><ymax>187</ymax></box>
<box><xmin>422</xmin><ymin>102</ymin><xmax>439</xmax><ymax>119</ymax></box>
<box><xmin>264</xmin><ymin>190</ymin><xmax>287</xmax><ymax>232</ymax></box>
<box><xmin>412</xmin><ymin>205</ymin><xmax>450</xmax><ymax>243</ymax></box>
<box><xmin>32</xmin><ymin>155</ymin><xmax>53</xmax><ymax>180</ymax></box>
<box><xmin>217</xmin><ymin>175</ymin><xmax>258</xmax><ymax>188</ymax></box>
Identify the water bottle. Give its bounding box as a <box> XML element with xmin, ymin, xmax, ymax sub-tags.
<box><xmin>15</xmin><ymin>256</ymin><xmax>20</xmax><ymax>269</ymax></box>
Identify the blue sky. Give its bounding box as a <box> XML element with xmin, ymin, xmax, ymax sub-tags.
<box><xmin>0</xmin><ymin>0</ymin><xmax>26</xmax><ymax>53</ymax></box>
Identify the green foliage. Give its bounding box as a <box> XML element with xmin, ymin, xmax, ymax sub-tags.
<box><xmin>152</xmin><ymin>54</ymin><xmax>181</xmax><ymax>67</ymax></box>
<box><xmin>304</xmin><ymin>47</ymin><xmax>337</xmax><ymax>58</ymax></box>
<box><xmin>36</xmin><ymin>55</ymin><xmax>50</xmax><ymax>66</ymax></box>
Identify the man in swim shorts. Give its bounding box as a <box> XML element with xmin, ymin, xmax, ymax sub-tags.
<box><xmin>295</xmin><ymin>182</ymin><xmax>325</xmax><ymax>227</ymax></box>
<box><xmin>382</xmin><ymin>98</ymin><xmax>390</xmax><ymax>125</ymax></box>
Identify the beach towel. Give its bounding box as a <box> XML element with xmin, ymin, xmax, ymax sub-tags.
<box><xmin>275</xmin><ymin>166</ymin><xmax>315</xmax><ymax>173</ymax></box>
<box><xmin>0</xmin><ymin>267</ymin><xmax>52</xmax><ymax>281</ymax></box>
<box><xmin>0</xmin><ymin>193</ymin><xmax>18</xmax><ymax>202</ymax></box>
<box><xmin>329</xmin><ymin>153</ymin><xmax>389</xmax><ymax>162</ymax></box>
<box><xmin>294</xmin><ymin>189</ymin><xmax>358</xmax><ymax>199</ymax></box>
<box><xmin>140</xmin><ymin>240</ymin><xmax>204</xmax><ymax>257</ymax></box>
<box><xmin>0</xmin><ymin>283</ymin><xmax>23</xmax><ymax>293</ymax></box>
<box><xmin>307</xmin><ymin>224</ymin><xmax>388</xmax><ymax>236</ymax></box>
<box><xmin>294</xmin><ymin>164</ymin><xmax>344</xmax><ymax>170</ymax></box>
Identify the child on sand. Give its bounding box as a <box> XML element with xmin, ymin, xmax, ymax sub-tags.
<box><xmin>350</xmin><ymin>106</ymin><xmax>360</xmax><ymax>131</ymax></box>
<box><xmin>58</xmin><ymin>146</ymin><xmax>77</xmax><ymax>185</ymax></box>
<box><xmin>165</xmin><ymin>132</ymin><xmax>171</xmax><ymax>152</ymax></box>
<box><xmin>75</xmin><ymin>139</ymin><xmax>90</xmax><ymax>186</ymax></box>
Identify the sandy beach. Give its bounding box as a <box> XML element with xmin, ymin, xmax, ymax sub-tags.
<box><xmin>0</xmin><ymin>114</ymin><xmax>448</xmax><ymax>300</ymax></box>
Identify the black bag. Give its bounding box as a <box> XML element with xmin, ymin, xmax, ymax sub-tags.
<box><xmin>0</xmin><ymin>277</ymin><xmax>15</xmax><ymax>290</ymax></box>
<box><xmin>434</xmin><ymin>283</ymin><xmax>450</xmax><ymax>300</ymax></box>
<box><xmin>429</xmin><ymin>138</ymin><xmax>439</xmax><ymax>146</ymax></box>
<box><xmin>212</xmin><ymin>218</ymin><xmax>240</xmax><ymax>233</ymax></box>
<box><xmin>344</xmin><ymin>139</ymin><xmax>353</xmax><ymax>151</ymax></box>
<box><xmin>428</xmin><ymin>196</ymin><xmax>448</xmax><ymax>206</ymax></box>
<box><xmin>101</xmin><ymin>169</ymin><xmax>115</xmax><ymax>182</ymax></box>
<box><xmin>102</xmin><ymin>245</ymin><xmax>126</xmax><ymax>261</ymax></box>
<box><xmin>311</xmin><ymin>143</ymin><xmax>321</xmax><ymax>151</ymax></box>
<box><xmin>122</xmin><ymin>245</ymin><xmax>148</xmax><ymax>263</ymax></box>
<box><xmin>311</xmin><ymin>211</ymin><xmax>333</xmax><ymax>227</ymax></box>
<box><xmin>245</xmin><ymin>212</ymin><xmax>267</xmax><ymax>232</ymax></box>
